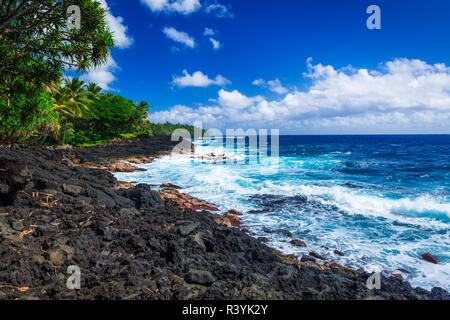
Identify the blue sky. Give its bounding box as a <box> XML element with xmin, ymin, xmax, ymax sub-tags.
<box><xmin>79</xmin><ymin>0</ymin><xmax>450</xmax><ymax>134</ymax></box>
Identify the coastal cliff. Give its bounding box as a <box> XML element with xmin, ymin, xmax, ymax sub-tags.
<box><xmin>0</xmin><ymin>136</ymin><xmax>447</xmax><ymax>300</ymax></box>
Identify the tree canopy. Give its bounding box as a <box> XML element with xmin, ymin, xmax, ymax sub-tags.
<box><xmin>0</xmin><ymin>0</ymin><xmax>114</xmax><ymax>96</ymax></box>
<box><xmin>0</xmin><ymin>1</ymin><xmax>198</xmax><ymax>145</ymax></box>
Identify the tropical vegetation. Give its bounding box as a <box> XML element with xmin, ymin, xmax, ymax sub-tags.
<box><xmin>0</xmin><ymin>0</ymin><xmax>197</xmax><ymax>146</ymax></box>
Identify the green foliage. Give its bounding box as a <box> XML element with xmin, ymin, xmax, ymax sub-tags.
<box><xmin>148</xmin><ymin>122</ymin><xmax>199</xmax><ymax>137</ymax></box>
<box><xmin>0</xmin><ymin>0</ymin><xmax>114</xmax><ymax>97</ymax></box>
<box><xmin>62</xmin><ymin>85</ymin><xmax>199</xmax><ymax>146</ymax></box>
<box><xmin>0</xmin><ymin>0</ymin><xmax>114</xmax><ymax>144</ymax></box>
<box><xmin>0</xmin><ymin>2</ymin><xmax>197</xmax><ymax>145</ymax></box>
<box><xmin>0</xmin><ymin>81</ymin><xmax>59</xmax><ymax>143</ymax></box>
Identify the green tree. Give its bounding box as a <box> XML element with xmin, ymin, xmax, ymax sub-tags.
<box><xmin>0</xmin><ymin>0</ymin><xmax>113</xmax><ymax>143</ymax></box>
<box><xmin>52</xmin><ymin>78</ymin><xmax>95</xmax><ymax>145</ymax></box>
<box><xmin>86</xmin><ymin>82</ymin><xmax>103</xmax><ymax>96</ymax></box>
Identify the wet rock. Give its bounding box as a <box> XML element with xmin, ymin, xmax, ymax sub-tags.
<box><xmin>108</xmin><ymin>161</ymin><xmax>147</xmax><ymax>173</ymax></box>
<box><xmin>276</xmin><ymin>229</ymin><xmax>293</xmax><ymax>238</ymax></box>
<box><xmin>159</xmin><ymin>189</ymin><xmax>218</xmax><ymax>211</ymax></box>
<box><xmin>223</xmin><ymin>212</ymin><xmax>241</xmax><ymax>227</ymax></box>
<box><xmin>431</xmin><ymin>287</ymin><xmax>450</xmax><ymax>300</ymax></box>
<box><xmin>300</xmin><ymin>255</ymin><xmax>317</xmax><ymax>263</ymax></box>
<box><xmin>398</xmin><ymin>268</ymin><xmax>410</xmax><ymax>274</ymax></box>
<box><xmin>126</xmin><ymin>156</ymin><xmax>155</xmax><ymax>164</ymax></box>
<box><xmin>160</xmin><ymin>183</ymin><xmax>181</xmax><ymax>190</ymax></box>
<box><xmin>185</xmin><ymin>269</ymin><xmax>215</xmax><ymax>286</ymax></box>
<box><xmin>290</xmin><ymin>239</ymin><xmax>306</xmax><ymax>247</ymax></box>
<box><xmin>309</xmin><ymin>252</ymin><xmax>326</xmax><ymax>260</ymax></box>
<box><xmin>249</xmin><ymin>194</ymin><xmax>307</xmax><ymax>210</ymax></box>
<box><xmin>247</xmin><ymin>210</ymin><xmax>265</xmax><ymax>214</ymax></box>
<box><xmin>333</xmin><ymin>250</ymin><xmax>345</xmax><ymax>256</ymax></box>
<box><xmin>421</xmin><ymin>252</ymin><xmax>438</xmax><ymax>264</ymax></box>
<box><xmin>301</xmin><ymin>260</ymin><xmax>327</xmax><ymax>270</ymax></box>
<box><xmin>213</xmin><ymin>215</ymin><xmax>232</xmax><ymax>228</ymax></box>
<box><xmin>263</xmin><ymin>227</ymin><xmax>292</xmax><ymax>238</ymax></box>
<box><xmin>258</xmin><ymin>237</ymin><xmax>270</xmax><ymax>243</ymax></box>
<box><xmin>342</xmin><ymin>183</ymin><xmax>364</xmax><ymax>189</ymax></box>
<box><xmin>273</xmin><ymin>249</ymin><xmax>299</xmax><ymax>264</ymax></box>
<box><xmin>225</xmin><ymin>209</ymin><xmax>242</xmax><ymax>216</ymax></box>
<box><xmin>392</xmin><ymin>274</ymin><xmax>403</xmax><ymax>280</ymax></box>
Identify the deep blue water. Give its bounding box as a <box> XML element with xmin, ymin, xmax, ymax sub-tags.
<box><xmin>115</xmin><ymin>135</ymin><xmax>450</xmax><ymax>290</ymax></box>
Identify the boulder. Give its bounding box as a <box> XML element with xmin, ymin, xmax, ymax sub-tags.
<box><xmin>160</xmin><ymin>183</ymin><xmax>182</xmax><ymax>190</ymax></box>
<box><xmin>290</xmin><ymin>239</ymin><xmax>306</xmax><ymax>247</ymax></box>
<box><xmin>421</xmin><ymin>252</ymin><xmax>438</xmax><ymax>264</ymax></box>
<box><xmin>272</xmin><ymin>250</ymin><xmax>299</xmax><ymax>264</ymax></box>
<box><xmin>225</xmin><ymin>209</ymin><xmax>242</xmax><ymax>216</ymax></box>
<box><xmin>309</xmin><ymin>251</ymin><xmax>326</xmax><ymax>260</ymax></box>
<box><xmin>213</xmin><ymin>215</ymin><xmax>232</xmax><ymax>228</ymax></box>
<box><xmin>185</xmin><ymin>269</ymin><xmax>215</xmax><ymax>286</ymax></box>
<box><xmin>178</xmin><ymin>222</ymin><xmax>200</xmax><ymax>236</ymax></box>
<box><xmin>300</xmin><ymin>255</ymin><xmax>317</xmax><ymax>263</ymax></box>
<box><xmin>223</xmin><ymin>212</ymin><xmax>241</xmax><ymax>227</ymax></box>
<box><xmin>257</xmin><ymin>237</ymin><xmax>270</xmax><ymax>243</ymax></box>
<box><xmin>119</xmin><ymin>185</ymin><xmax>164</xmax><ymax>210</ymax></box>
<box><xmin>62</xmin><ymin>184</ymin><xmax>83</xmax><ymax>196</ymax></box>
<box><xmin>392</xmin><ymin>274</ymin><xmax>403</xmax><ymax>280</ymax></box>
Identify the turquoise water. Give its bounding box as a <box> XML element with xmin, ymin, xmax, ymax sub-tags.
<box><xmin>115</xmin><ymin>135</ymin><xmax>450</xmax><ymax>290</ymax></box>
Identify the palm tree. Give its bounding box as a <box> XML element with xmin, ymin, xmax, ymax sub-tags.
<box><xmin>86</xmin><ymin>82</ymin><xmax>104</xmax><ymax>96</ymax></box>
<box><xmin>137</xmin><ymin>101</ymin><xmax>151</xmax><ymax>121</ymax></box>
<box><xmin>51</xmin><ymin>78</ymin><xmax>96</xmax><ymax>145</ymax></box>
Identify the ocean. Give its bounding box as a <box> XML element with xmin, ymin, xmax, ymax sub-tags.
<box><xmin>114</xmin><ymin>135</ymin><xmax>450</xmax><ymax>290</ymax></box>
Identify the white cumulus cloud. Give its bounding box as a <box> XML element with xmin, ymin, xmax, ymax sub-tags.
<box><xmin>172</xmin><ymin>70</ymin><xmax>230</xmax><ymax>87</ymax></box>
<box><xmin>80</xmin><ymin>1</ymin><xmax>132</xmax><ymax>90</ymax></box>
<box><xmin>162</xmin><ymin>27</ymin><xmax>195</xmax><ymax>48</ymax></box>
<box><xmin>141</xmin><ymin>0</ymin><xmax>201</xmax><ymax>15</ymax></box>
<box><xmin>210</xmin><ymin>38</ymin><xmax>221</xmax><ymax>50</ymax></box>
<box><xmin>253</xmin><ymin>78</ymin><xmax>288</xmax><ymax>94</ymax></box>
<box><xmin>151</xmin><ymin>58</ymin><xmax>450</xmax><ymax>133</ymax></box>
<box><xmin>80</xmin><ymin>56</ymin><xmax>119</xmax><ymax>90</ymax></box>
<box><xmin>204</xmin><ymin>3</ymin><xmax>234</xmax><ymax>18</ymax></box>
<box><xmin>97</xmin><ymin>0</ymin><xmax>133</xmax><ymax>48</ymax></box>
<box><xmin>203</xmin><ymin>27</ymin><xmax>215</xmax><ymax>36</ymax></box>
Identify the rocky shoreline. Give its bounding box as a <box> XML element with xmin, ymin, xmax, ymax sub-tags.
<box><xmin>0</xmin><ymin>135</ymin><xmax>448</xmax><ymax>300</ymax></box>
